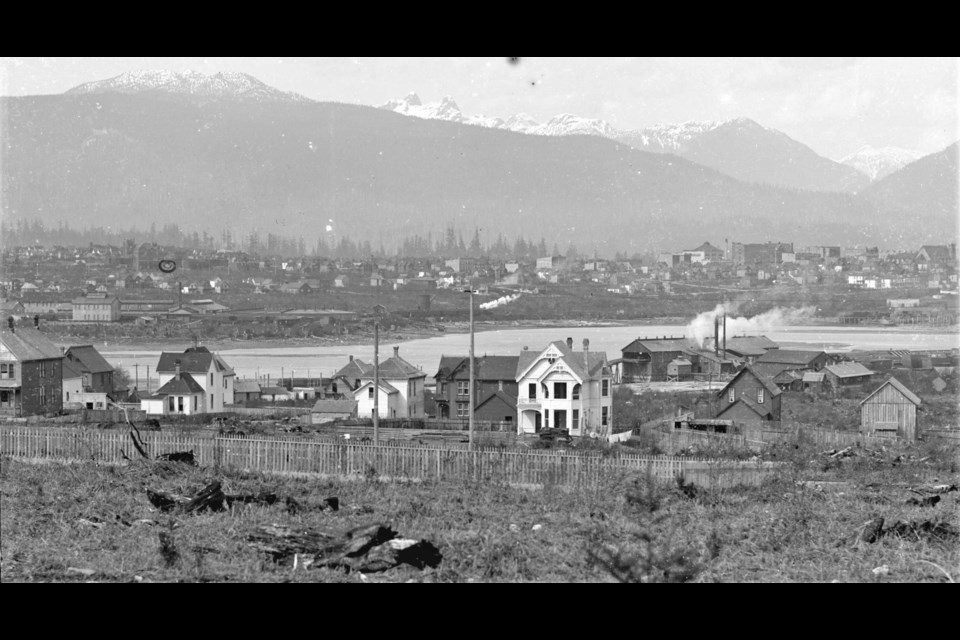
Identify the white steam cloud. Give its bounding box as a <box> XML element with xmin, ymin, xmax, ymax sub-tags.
<box><xmin>480</xmin><ymin>293</ymin><xmax>522</xmax><ymax>310</ymax></box>
<box><xmin>685</xmin><ymin>304</ymin><xmax>817</xmax><ymax>347</ymax></box>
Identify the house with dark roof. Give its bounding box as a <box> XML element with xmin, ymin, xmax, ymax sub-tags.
<box><xmin>620</xmin><ymin>336</ymin><xmax>698</xmax><ymax>381</ymax></box>
<box><xmin>233</xmin><ymin>379</ymin><xmax>262</xmax><ymax>404</ymax></box>
<box><xmin>331</xmin><ymin>356</ymin><xmax>372</xmax><ymax>393</ymax></box>
<box><xmin>155</xmin><ymin>346</ymin><xmax>235</xmax><ymax>412</ymax></box>
<box><xmin>824</xmin><ymin>362</ymin><xmax>875</xmax><ymax>389</ymax></box>
<box><xmin>433</xmin><ymin>354</ymin><xmax>520</xmax><ymax>421</ymax></box>
<box><xmin>715</xmin><ymin>365</ymin><xmax>782</xmax><ymax>424</ymax></box>
<box><xmin>0</xmin><ymin>326</ymin><xmax>64</xmax><ymax>416</ymax></box>
<box><xmin>707</xmin><ymin>335</ymin><xmax>779</xmax><ymax>361</ymax></box>
<box><xmin>311</xmin><ymin>397</ymin><xmax>358</xmax><ymax>424</ymax></box>
<box><xmin>140</xmin><ymin>368</ymin><xmax>205</xmax><ymax>415</ymax></box>
<box><xmin>516</xmin><ymin>337</ymin><xmax>612</xmax><ymax>436</ymax></box>
<box><xmin>353</xmin><ymin>346</ymin><xmax>426</xmax><ymax>419</ymax></box>
<box><xmin>474</xmin><ymin>389</ymin><xmax>518</xmax><ymax>424</ymax></box>
<box><xmin>64</xmin><ymin>345</ymin><xmax>114</xmax><ymax>394</ymax></box>
<box><xmin>860</xmin><ymin>377</ymin><xmax>922</xmax><ymax>440</ymax></box>
<box><xmin>753</xmin><ymin>349</ymin><xmax>832</xmax><ymax>379</ymax></box>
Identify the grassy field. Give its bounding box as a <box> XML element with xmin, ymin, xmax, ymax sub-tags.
<box><xmin>2</xmin><ymin>434</ymin><xmax>957</xmax><ymax>583</ymax></box>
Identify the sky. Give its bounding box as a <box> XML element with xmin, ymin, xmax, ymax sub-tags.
<box><xmin>1</xmin><ymin>56</ymin><xmax>957</xmax><ymax>160</ymax></box>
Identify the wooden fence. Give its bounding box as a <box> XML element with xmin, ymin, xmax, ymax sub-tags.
<box><xmin>0</xmin><ymin>427</ymin><xmax>778</xmax><ymax>489</ymax></box>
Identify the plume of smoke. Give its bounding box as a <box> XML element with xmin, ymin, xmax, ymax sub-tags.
<box><xmin>685</xmin><ymin>304</ymin><xmax>817</xmax><ymax>347</ymax></box>
<box><xmin>480</xmin><ymin>293</ymin><xmax>522</xmax><ymax>310</ymax></box>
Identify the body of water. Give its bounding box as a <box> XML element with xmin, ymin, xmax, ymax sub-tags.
<box><xmin>99</xmin><ymin>324</ymin><xmax>960</xmax><ymax>390</ymax></box>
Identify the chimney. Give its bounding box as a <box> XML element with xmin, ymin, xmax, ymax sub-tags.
<box><xmin>349</xmin><ymin>355</ymin><xmax>354</xmax><ymax>362</ymax></box>
<box><xmin>566</xmin><ymin>337</ymin><xmax>573</xmax><ymax>349</ymax></box>
<box><xmin>175</xmin><ymin>359</ymin><xmax>181</xmax><ymax>377</ymax></box>
<box><xmin>583</xmin><ymin>338</ymin><xmax>589</xmax><ymax>352</ymax></box>
<box><xmin>498</xmin><ymin>380</ymin><xmax>503</xmax><ymax>391</ymax></box>
<box><xmin>7</xmin><ymin>316</ymin><xmax>13</xmax><ymax>332</ymax></box>
<box><xmin>714</xmin><ymin>316</ymin><xmax>719</xmax><ymax>357</ymax></box>
<box><xmin>393</xmin><ymin>346</ymin><xmax>399</xmax><ymax>358</ymax></box>
<box><xmin>722</xmin><ymin>314</ymin><xmax>727</xmax><ymax>360</ymax></box>
<box><xmin>34</xmin><ymin>315</ymin><xmax>39</xmax><ymax>328</ymax></box>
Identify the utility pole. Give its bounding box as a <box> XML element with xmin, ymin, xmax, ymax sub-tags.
<box><xmin>133</xmin><ymin>363</ymin><xmax>139</xmax><ymax>391</ymax></box>
<box><xmin>466</xmin><ymin>288</ymin><xmax>475</xmax><ymax>450</ymax></box>
<box><xmin>373</xmin><ymin>318</ymin><xmax>380</xmax><ymax>444</ymax></box>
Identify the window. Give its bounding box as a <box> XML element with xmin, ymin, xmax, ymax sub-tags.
<box><xmin>0</xmin><ymin>363</ymin><xmax>13</xmax><ymax>379</ymax></box>
<box><xmin>210</xmin><ymin>394</ymin><xmax>214</xmax><ymax>408</ymax></box>
<box><xmin>602</xmin><ymin>380</ymin><xmax>609</xmax><ymax>397</ymax></box>
<box><xmin>544</xmin><ymin>410</ymin><xmax>549</xmax><ymax>428</ymax></box>
<box><xmin>457</xmin><ymin>381</ymin><xmax>469</xmax><ymax>397</ymax></box>
<box><xmin>572</xmin><ymin>384</ymin><xmax>581</xmax><ymax>400</ymax></box>
<box><xmin>39</xmin><ymin>362</ymin><xmax>45</xmax><ymax>377</ymax></box>
<box><xmin>210</xmin><ymin>373</ymin><xmax>214</xmax><ymax>385</ymax></box>
<box><xmin>572</xmin><ymin>409</ymin><xmax>580</xmax><ymax>427</ymax></box>
<box><xmin>332</xmin><ymin>382</ymin><xmax>338</xmax><ymax>394</ymax></box>
<box><xmin>193</xmin><ymin>397</ymin><xmax>198</xmax><ymax>411</ymax></box>
<box><xmin>224</xmin><ymin>378</ymin><xmax>227</xmax><ymax>389</ymax></box>
<box><xmin>528</xmin><ymin>383</ymin><xmax>536</xmax><ymax>399</ymax></box>
<box><xmin>554</xmin><ymin>382</ymin><xmax>567</xmax><ymax>399</ymax></box>
<box><xmin>178</xmin><ymin>397</ymin><xmax>184</xmax><ymax>413</ymax></box>
<box><xmin>368</xmin><ymin>386</ymin><xmax>374</xmax><ymax>398</ymax></box>
<box><xmin>39</xmin><ymin>385</ymin><xmax>46</xmax><ymax>405</ymax></box>
<box><xmin>602</xmin><ymin>406</ymin><xmax>608</xmax><ymax>426</ymax></box>
<box><xmin>456</xmin><ymin>402</ymin><xmax>468</xmax><ymax>418</ymax></box>
<box><xmin>169</xmin><ymin>396</ymin><xmax>175</xmax><ymax>412</ymax></box>
<box><xmin>757</xmin><ymin>388</ymin><xmax>765</xmax><ymax>404</ymax></box>
<box><xmin>728</xmin><ymin>389</ymin><xmax>736</xmax><ymax>403</ymax></box>
<box><xmin>439</xmin><ymin>382</ymin><xmax>445</xmax><ymax>395</ymax></box>
<box><xmin>542</xmin><ymin>384</ymin><xmax>549</xmax><ymax>399</ymax></box>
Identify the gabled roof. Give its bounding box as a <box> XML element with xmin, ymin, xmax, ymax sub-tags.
<box><xmin>716</xmin><ymin>364</ymin><xmax>782</xmax><ymax>399</ymax></box>
<box><xmin>155</xmin><ymin>372</ymin><xmax>204</xmax><ymax>396</ymax></box>
<box><xmin>720</xmin><ymin>335</ymin><xmax>779</xmax><ymax>357</ymax></box>
<box><xmin>824</xmin><ymin>362</ymin><xmax>875</xmax><ymax>379</ymax></box>
<box><xmin>622</xmin><ymin>337</ymin><xmax>696</xmax><ymax>353</ymax></box>
<box><xmin>0</xmin><ymin>327</ymin><xmax>63</xmax><ymax>361</ymax></box>
<box><xmin>756</xmin><ymin>349</ymin><xmax>827</xmax><ymax>366</ymax></box>
<box><xmin>475</xmin><ymin>389</ymin><xmax>518</xmax><ymax>411</ymax></box>
<box><xmin>156</xmin><ymin>347</ymin><xmax>234</xmax><ymax>375</ymax></box>
<box><xmin>354</xmin><ymin>379</ymin><xmax>399</xmax><ymax>395</ymax></box>
<box><xmin>516</xmin><ymin>341</ymin><xmax>609</xmax><ymax>382</ymax></box>
<box><xmin>234</xmin><ymin>380</ymin><xmax>262</xmax><ymax>393</ymax></box>
<box><xmin>435</xmin><ymin>355</ymin><xmax>520</xmax><ymax>381</ymax></box>
<box><xmin>917</xmin><ymin>245</ymin><xmax>952</xmax><ymax>262</ymax></box>
<box><xmin>717</xmin><ymin>396</ymin><xmax>774</xmax><ymax>419</ymax></box>
<box><xmin>859</xmin><ymin>377</ymin><xmax>922</xmax><ymax>407</ymax></box>
<box><xmin>62</xmin><ymin>359</ymin><xmax>84</xmax><ymax>380</ymax></box>
<box><xmin>802</xmin><ymin>371</ymin><xmax>826</xmax><ymax>383</ymax></box>
<box><xmin>312</xmin><ymin>398</ymin><xmax>358</xmax><ymax>413</ymax></box>
<box><xmin>65</xmin><ymin>345</ymin><xmax>114</xmax><ymax>374</ymax></box>
<box><xmin>260</xmin><ymin>386</ymin><xmax>294</xmax><ymax>396</ymax></box>
<box><xmin>366</xmin><ymin>355</ymin><xmax>425</xmax><ymax>380</ymax></box>
<box><xmin>334</xmin><ymin>358</ymin><xmax>372</xmax><ymax>380</ymax></box>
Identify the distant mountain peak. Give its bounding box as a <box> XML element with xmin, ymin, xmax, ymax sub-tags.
<box><xmin>840</xmin><ymin>145</ymin><xmax>924</xmax><ymax>180</ymax></box>
<box><xmin>65</xmin><ymin>70</ymin><xmax>310</xmax><ymax>103</ymax></box>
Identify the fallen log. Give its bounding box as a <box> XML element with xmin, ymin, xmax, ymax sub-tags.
<box><xmin>247</xmin><ymin>522</ymin><xmax>442</xmax><ymax>573</ymax></box>
<box><xmin>155</xmin><ymin>451</ymin><xmax>197</xmax><ymax>465</ymax></box>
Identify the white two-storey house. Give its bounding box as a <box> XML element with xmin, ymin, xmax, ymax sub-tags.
<box><xmin>353</xmin><ymin>346</ymin><xmax>426</xmax><ymax>419</ymax></box>
<box><xmin>515</xmin><ymin>338</ymin><xmax>613</xmax><ymax>437</ymax></box>
<box><xmin>155</xmin><ymin>346</ymin><xmax>235</xmax><ymax>413</ymax></box>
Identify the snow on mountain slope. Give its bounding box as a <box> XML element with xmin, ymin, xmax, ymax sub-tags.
<box><xmin>840</xmin><ymin>145</ymin><xmax>924</xmax><ymax>180</ymax></box>
<box><xmin>66</xmin><ymin>70</ymin><xmax>310</xmax><ymax>102</ymax></box>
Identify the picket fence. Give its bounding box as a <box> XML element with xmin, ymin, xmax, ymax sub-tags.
<box><xmin>0</xmin><ymin>427</ymin><xmax>777</xmax><ymax>489</ymax></box>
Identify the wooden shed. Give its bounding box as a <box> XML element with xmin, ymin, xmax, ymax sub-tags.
<box><xmin>859</xmin><ymin>377</ymin><xmax>922</xmax><ymax>440</ymax></box>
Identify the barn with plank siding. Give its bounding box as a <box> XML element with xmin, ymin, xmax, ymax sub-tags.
<box><xmin>859</xmin><ymin>377</ymin><xmax>922</xmax><ymax>441</ymax></box>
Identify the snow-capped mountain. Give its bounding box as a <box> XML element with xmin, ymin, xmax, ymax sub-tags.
<box><xmin>66</xmin><ymin>70</ymin><xmax>310</xmax><ymax>103</ymax></box>
<box><xmin>380</xmin><ymin>94</ymin><xmax>870</xmax><ymax>192</ymax></box>
<box><xmin>839</xmin><ymin>145</ymin><xmax>924</xmax><ymax>180</ymax></box>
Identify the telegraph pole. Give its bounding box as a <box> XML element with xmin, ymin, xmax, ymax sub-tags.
<box><xmin>373</xmin><ymin>319</ymin><xmax>380</xmax><ymax>444</ymax></box>
<box><xmin>467</xmin><ymin>289</ymin><xmax>475</xmax><ymax>449</ymax></box>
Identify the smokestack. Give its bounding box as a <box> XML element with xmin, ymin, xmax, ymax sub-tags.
<box><xmin>349</xmin><ymin>355</ymin><xmax>353</xmax><ymax>362</ymax></box>
<box><xmin>566</xmin><ymin>337</ymin><xmax>573</xmax><ymax>349</ymax></box>
<box><xmin>34</xmin><ymin>315</ymin><xmax>39</xmax><ymax>328</ymax></box>
<box><xmin>722</xmin><ymin>314</ymin><xmax>727</xmax><ymax>360</ymax></box>
<box><xmin>393</xmin><ymin>346</ymin><xmax>399</xmax><ymax>358</ymax></box>
<box><xmin>7</xmin><ymin>316</ymin><xmax>13</xmax><ymax>332</ymax></box>
<box><xmin>714</xmin><ymin>316</ymin><xmax>719</xmax><ymax>356</ymax></box>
